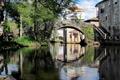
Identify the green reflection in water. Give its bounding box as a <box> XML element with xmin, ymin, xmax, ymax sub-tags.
<box><xmin>82</xmin><ymin>46</ymin><xmax>95</xmax><ymax>65</ymax></box>
<box><xmin>18</xmin><ymin>47</ymin><xmax>59</xmax><ymax>80</ymax></box>
<box><xmin>0</xmin><ymin>44</ymin><xmax>97</xmax><ymax>80</ymax></box>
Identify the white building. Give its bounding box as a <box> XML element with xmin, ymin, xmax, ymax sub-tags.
<box><xmin>60</xmin><ymin>5</ymin><xmax>84</xmax><ymax>20</ymax></box>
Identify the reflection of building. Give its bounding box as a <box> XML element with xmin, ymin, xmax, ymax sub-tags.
<box><xmin>55</xmin><ymin>44</ymin><xmax>85</xmax><ymax>62</ymax></box>
<box><xmin>60</xmin><ymin>63</ymin><xmax>99</xmax><ymax>80</ymax></box>
<box><xmin>95</xmin><ymin>46</ymin><xmax>120</xmax><ymax>80</ymax></box>
<box><xmin>50</xmin><ymin>43</ymin><xmax>99</xmax><ymax>80</ymax></box>
<box><xmin>67</xmin><ymin>44</ymin><xmax>84</xmax><ymax>61</ymax></box>
<box><xmin>0</xmin><ymin>52</ymin><xmax>19</xmax><ymax>79</ymax></box>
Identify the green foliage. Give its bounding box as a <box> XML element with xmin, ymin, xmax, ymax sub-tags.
<box><xmin>4</xmin><ymin>0</ymin><xmax>73</xmax><ymax>44</ymax></box>
<box><xmin>38</xmin><ymin>5</ymin><xmax>56</xmax><ymax>21</ymax></box>
<box><xmin>15</xmin><ymin>36</ymin><xmax>40</xmax><ymax>47</ymax></box>
<box><xmin>4</xmin><ymin>20</ymin><xmax>18</xmax><ymax>32</ymax></box>
<box><xmin>17</xmin><ymin>47</ymin><xmax>36</xmax><ymax>55</ymax></box>
<box><xmin>82</xmin><ymin>25</ymin><xmax>94</xmax><ymax>40</ymax></box>
<box><xmin>6</xmin><ymin>1</ymin><xmax>57</xmax><ymax>27</ymax></box>
<box><xmin>15</xmin><ymin>3</ymin><xmax>34</xmax><ymax>26</ymax></box>
<box><xmin>39</xmin><ymin>0</ymin><xmax>73</xmax><ymax>16</ymax></box>
<box><xmin>6</xmin><ymin>2</ymin><xmax>34</xmax><ymax>26</ymax></box>
<box><xmin>83</xmin><ymin>46</ymin><xmax>94</xmax><ymax>64</ymax></box>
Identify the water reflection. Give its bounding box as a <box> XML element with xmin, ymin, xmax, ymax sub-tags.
<box><xmin>51</xmin><ymin>43</ymin><xmax>99</xmax><ymax>80</ymax></box>
<box><xmin>50</xmin><ymin>43</ymin><xmax>85</xmax><ymax>62</ymax></box>
<box><xmin>0</xmin><ymin>50</ymin><xmax>20</xmax><ymax>80</ymax></box>
<box><xmin>95</xmin><ymin>46</ymin><xmax>120</xmax><ymax>80</ymax></box>
<box><xmin>0</xmin><ymin>44</ymin><xmax>102</xmax><ymax>80</ymax></box>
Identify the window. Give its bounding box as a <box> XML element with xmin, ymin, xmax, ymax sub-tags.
<box><xmin>100</xmin><ymin>8</ymin><xmax>104</xmax><ymax>13</ymax></box>
<box><xmin>115</xmin><ymin>36</ymin><xmax>119</xmax><ymax>40</ymax></box>
<box><xmin>109</xmin><ymin>26</ymin><xmax>111</xmax><ymax>31</ymax></box>
<box><xmin>114</xmin><ymin>0</ymin><xmax>118</xmax><ymax>4</ymax></box>
<box><xmin>115</xmin><ymin>2</ymin><xmax>117</xmax><ymax>4</ymax></box>
<box><xmin>106</xmin><ymin>16</ymin><xmax>107</xmax><ymax>20</ymax></box>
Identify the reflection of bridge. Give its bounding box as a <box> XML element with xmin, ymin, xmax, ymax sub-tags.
<box><xmin>50</xmin><ymin>20</ymin><xmax>86</xmax><ymax>44</ymax></box>
<box><xmin>50</xmin><ymin>43</ymin><xmax>85</xmax><ymax>63</ymax></box>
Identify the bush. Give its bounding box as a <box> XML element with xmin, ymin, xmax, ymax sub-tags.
<box><xmin>15</xmin><ymin>36</ymin><xmax>40</xmax><ymax>47</ymax></box>
<box><xmin>82</xmin><ymin>25</ymin><xmax>94</xmax><ymax>41</ymax></box>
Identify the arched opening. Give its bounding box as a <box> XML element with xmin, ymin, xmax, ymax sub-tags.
<box><xmin>58</xmin><ymin>26</ymin><xmax>84</xmax><ymax>34</ymax></box>
<box><xmin>57</xmin><ymin>26</ymin><xmax>85</xmax><ymax>44</ymax></box>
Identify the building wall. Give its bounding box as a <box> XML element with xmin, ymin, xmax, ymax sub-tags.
<box><xmin>97</xmin><ymin>1</ymin><xmax>109</xmax><ymax>32</ymax></box>
<box><xmin>90</xmin><ymin>21</ymin><xmax>99</xmax><ymax>27</ymax></box>
<box><xmin>67</xmin><ymin>28</ymin><xmax>82</xmax><ymax>43</ymax></box>
<box><xmin>57</xmin><ymin>28</ymin><xmax>82</xmax><ymax>43</ymax></box>
<box><xmin>97</xmin><ymin>0</ymin><xmax>120</xmax><ymax>38</ymax></box>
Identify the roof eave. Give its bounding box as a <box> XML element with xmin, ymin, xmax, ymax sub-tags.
<box><xmin>95</xmin><ymin>0</ymin><xmax>108</xmax><ymax>7</ymax></box>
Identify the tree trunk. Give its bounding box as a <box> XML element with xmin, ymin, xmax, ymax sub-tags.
<box><xmin>19</xmin><ymin>16</ymin><xmax>23</xmax><ymax>37</ymax></box>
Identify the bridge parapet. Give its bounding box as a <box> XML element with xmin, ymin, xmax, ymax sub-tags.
<box><xmin>54</xmin><ymin>19</ymin><xmax>81</xmax><ymax>30</ymax></box>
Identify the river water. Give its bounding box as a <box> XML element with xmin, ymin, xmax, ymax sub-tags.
<box><xmin>0</xmin><ymin>43</ymin><xmax>119</xmax><ymax>80</ymax></box>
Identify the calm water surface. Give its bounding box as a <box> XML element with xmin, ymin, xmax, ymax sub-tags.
<box><xmin>0</xmin><ymin>43</ymin><xmax>119</xmax><ymax>80</ymax></box>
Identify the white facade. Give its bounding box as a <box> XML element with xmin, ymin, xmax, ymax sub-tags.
<box><xmin>60</xmin><ymin>5</ymin><xmax>84</xmax><ymax>20</ymax></box>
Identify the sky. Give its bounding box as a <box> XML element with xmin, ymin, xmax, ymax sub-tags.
<box><xmin>74</xmin><ymin>0</ymin><xmax>102</xmax><ymax>20</ymax></box>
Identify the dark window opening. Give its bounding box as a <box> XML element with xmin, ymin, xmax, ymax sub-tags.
<box><xmin>115</xmin><ymin>2</ymin><xmax>117</xmax><ymax>4</ymax></box>
<box><xmin>100</xmin><ymin>8</ymin><xmax>104</xmax><ymax>13</ymax></box>
<box><xmin>117</xmin><ymin>36</ymin><xmax>119</xmax><ymax>39</ymax></box>
<box><xmin>116</xmin><ymin>36</ymin><xmax>119</xmax><ymax>40</ymax></box>
<box><xmin>106</xmin><ymin>16</ymin><xmax>107</xmax><ymax>20</ymax></box>
<box><xmin>109</xmin><ymin>26</ymin><xmax>111</xmax><ymax>30</ymax></box>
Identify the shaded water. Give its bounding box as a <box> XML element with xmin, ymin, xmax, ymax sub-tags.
<box><xmin>0</xmin><ymin>44</ymin><xmax>119</xmax><ymax>80</ymax></box>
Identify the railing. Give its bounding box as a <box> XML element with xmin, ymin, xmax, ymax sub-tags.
<box><xmin>93</xmin><ymin>25</ymin><xmax>107</xmax><ymax>39</ymax></box>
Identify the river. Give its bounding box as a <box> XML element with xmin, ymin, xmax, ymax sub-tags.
<box><xmin>0</xmin><ymin>43</ymin><xmax>119</xmax><ymax>80</ymax></box>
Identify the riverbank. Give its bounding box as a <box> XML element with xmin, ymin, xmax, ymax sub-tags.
<box><xmin>0</xmin><ymin>41</ymin><xmax>24</xmax><ymax>51</ymax></box>
<box><xmin>0</xmin><ymin>36</ymin><xmax>41</xmax><ymax>50</ymax></box>
<box><xmin>14</xmin><ymin>36</ymin><xmax>41</xmax><ymax>48</ymax></box>
<box><xmin>87</xmin><ymin>40</ymin><xmax>100</xmax><ymax>47</ymax></box>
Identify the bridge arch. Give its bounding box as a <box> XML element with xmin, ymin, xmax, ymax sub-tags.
<box><xmin>57</xmin><ymin>26</ymin><xmax>86</xmax><ymax>44</ymax></box>
<box><xmin>57</xmin><ymin>26</ymin><xmax>84</xmax><ymax>34</ymax></box>
<box><xmin>51</xmin><ymin>20</ymin><xmax>87</xmax><ymax>45</ymax></box>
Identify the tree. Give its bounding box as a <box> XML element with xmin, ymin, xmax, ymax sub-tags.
<box><xmin>5</xmin><ymin>2</ymin><xmax>34</xmax><ymax>37</ymax></box>
<box><xmin>33</xmin><ymin>0</ymin><xmax>73</xmax><ymax>41</ymax></box>
<box><xmin>3</xmin><ymin>0</ymin><xmax>73</xmax><ymax>42</ymax></box>
<box><xmin>39</xmin><ymin>0</ymin><xmax>73</xmax><ymax>16</ymax></box>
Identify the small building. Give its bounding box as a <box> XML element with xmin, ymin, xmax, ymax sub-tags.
<box><xmin>60</xmin><ymin>5</ymin><xmax>84</xmax><ymax>20</ymax></box>
<box><xmin>84</xmin><ymin>17</ymin><xmax>99</xmax><ymax>27</ymax></box>
<box><xmin>67</xmin><ymin>29</ymin><xmax>82</xmax><ymax>43</ymax></box>
<box><xmin>56</xmin><ymin>28</ymin><xmax>82</xmax><ymax>43</ymax></box>
<box><xmin>96</xmin><ymin>0</ymin><xmax>120</xmax><ymax>40</ymax></box>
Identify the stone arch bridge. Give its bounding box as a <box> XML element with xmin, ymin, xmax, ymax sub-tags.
<box><xmin>50</xmin><ymin>19</ymin><xmax>86</xmax><ymax>44</ymax></box>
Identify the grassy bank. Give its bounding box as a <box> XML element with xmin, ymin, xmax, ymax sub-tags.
<box><xmin>14</xmin><ymin>36</ymin><xmax>40</xmax><ymax>47</ymax></box>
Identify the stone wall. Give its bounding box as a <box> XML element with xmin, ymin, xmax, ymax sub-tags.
<box><xmin>97</xmin><ymin>0</ymin><xmax>120</xmax><ymax>39</ymax></box>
